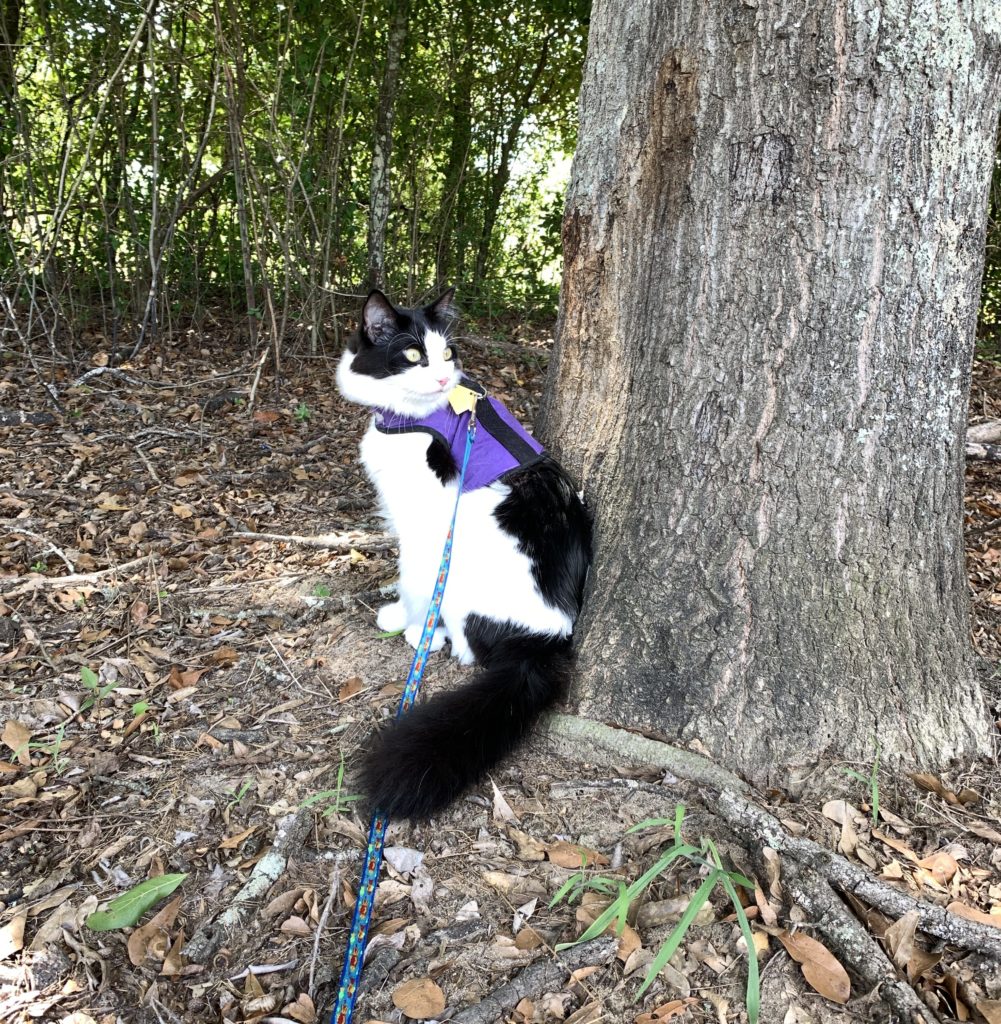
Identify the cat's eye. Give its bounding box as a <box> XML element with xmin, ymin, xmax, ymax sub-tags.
<box><xmin>442</xmin><ymin>346</ymin><xmax>454</xmax><ymax>361</ymax></box>
<box><xmin>403</xmin><ymin>347</ymin><xmax>421</xmax><ymax>363</ymax></box>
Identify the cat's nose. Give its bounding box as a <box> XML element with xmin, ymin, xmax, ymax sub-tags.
<box><xmin>438</xmin><ymin>377</ymin><xmax>450</xmax><ymax>388</ymax></box>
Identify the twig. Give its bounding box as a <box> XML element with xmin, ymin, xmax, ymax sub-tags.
<box><xmin>3</xmin><ymin>526</ymin><xmax>76</xmax><ymax>573</ymax></box>
<box><xmin>309</xmin><ymin>868</ymin><xmax>341</xmax><ymax>997</ymax></box>
<box><xmin>449</xmin><ymin>936</ymin><xmax>617</xmax><ymax>1024</ymax></box>
<box><xmin>133</xmin><ymin>444</ymin><xmax>162</xmax><ymax>485</ymax></box>
<box><xmin>2</xmin><ymin>555</ymin><xmax>152</xmax><ymax>599</ymax></box>
<box><xmin>234</xmin><ymin>530</ymin><xmax>395</xmax><ymax>552</ymax></box>
<box><xmin>229</xmin><ymin>959</ymin><xmax>299</xmax><ymax>981</ymax></box>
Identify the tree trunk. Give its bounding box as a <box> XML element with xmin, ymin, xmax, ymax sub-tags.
<box><xmin>365</xmin><ymin>0</ymin><xmax>409</xmax><ymax>292</ymax></box>
<box><xmin>541</xmin><ymin>0</ymin><xmax>1001</xmax><ymax>782</ymax></box>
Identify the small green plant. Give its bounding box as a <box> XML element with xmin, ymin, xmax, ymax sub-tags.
<box><xmin>294</xmin><ymin>401</ymin><xmax>311</xmax><ymax>422</ymax></box>
<box><xmin>11</xmin><ymin>722</ymin><xmax>70</xmax><ymax>774</ymax></box>
<box><xmin>31</xmin><ymin>560</ymin><xmax>46</xmax><ymax>572</ymax></box>
<box><xmin>131</xmin><ymin>700</ymin><xmax>159</xmax><ymax>737</ymax></box>
<box><xmin>842</xmin><ymin>739</ymin><xmax>881</xmax><ymax>825</ymax></box>
<box><xmin>81</xmin><ymin>666</ymin><xmax>119</xmax><ymax>711</ymax></box>
<box><xmin>225</xmin><ymin>778</ymin><xmax>253</xmax><ymax>813</ymax></box>
<box><xmin>553</xmin><ymin>805</ymin><xmax>759</xmax><ymax>1022</ymax></box>
<box><xmin>300</xmin><ymin>754</ymin><xmax>360</xmax><ymax>816</ymax></box>
<box><xmin>312</xmin><ymin>583</ymin><xmax>332</xmax><ymax>598</ymax></box>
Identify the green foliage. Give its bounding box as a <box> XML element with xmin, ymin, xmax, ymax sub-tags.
<box><xmin>86</xmin><ymin>873</ymin><xmax>188</xmax><ymax>931</ymax></box>
<box><xmin>81</xmin><ymin>665</ymin><xmax>119</xmax><ymax>710</ymax></box>
<box><xmin>294</xmin><ymin>401</ymin><xmax>312</xmax><ymax>422</ymax></box>
<box><xmin>312</xmin><ymin>582</ymin><xmax>332</xmax><ymax>598</ymax></box>
<box><xmin>1</xmin><ymin>0</ymin><xmax>589</xmax><ymax>347</ymax></box>
<box><xmin>979</xmin><ymin>126</ymin><xmax>1001</xmax><ymax>358</ymax></box>
<box><xmin>552</xmin><ymin>806</ymin><xmax>759</xmax><ymax>1022</ymax></box>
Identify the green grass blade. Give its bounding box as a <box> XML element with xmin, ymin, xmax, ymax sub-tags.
<box><xmin>636</xmin><ymin>870</ymin><xmax>721</xmax><ymax>999</ymax></box>
<box><xmin>720</xmin><ymin>874</ymin><xmax>760</xmax><ymax>1024</ymax></box>
<box><xmin>626</xmin><ymin>816</ymin><xmax>675</xmax><ymax>833</ymax></box>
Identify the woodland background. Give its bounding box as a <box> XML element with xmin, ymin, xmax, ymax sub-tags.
<box><xmin>0</xmin><ymin>0</ymin><xmax>587</xmax><ymax>367</ymax></box>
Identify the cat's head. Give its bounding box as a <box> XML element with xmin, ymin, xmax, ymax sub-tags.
<box><xmin>336</xmin><ymin>288</ymin><xmax>462</xmax><ymax>416</ymax></box>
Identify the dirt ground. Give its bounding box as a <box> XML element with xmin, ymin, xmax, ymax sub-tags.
<box><xmin>1</xmin><ymin>324</ymin><xmax>1000</xmax><ymax>1024</ymax></box>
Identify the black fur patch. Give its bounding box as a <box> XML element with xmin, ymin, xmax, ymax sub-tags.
<box><xmin>348</xmin><ymin>290</ymin><xmax>460</xmax><ymax>380</ymax></box>
<box><xmin>493</xmin><ymin>457</ymin><xmax>593</xmax><ymax>618</ymax></box>
<box><xmin>359</xmin><ymin>616</ymin><xmax>572</xmax><ymax>820</ymax></box>
<box><xmin>426</xmin><ymin>437</ymin><xmax>459</xmax><ymax>484</ymax></box>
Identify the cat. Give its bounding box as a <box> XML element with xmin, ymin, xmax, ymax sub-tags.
<box><xmin>336</xmin><ymin>287</ymin><xmax>593</xmax><ymax>820</ymax></box>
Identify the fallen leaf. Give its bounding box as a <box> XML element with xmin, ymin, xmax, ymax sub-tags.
<box><xmin>917</xmin><ymin>851</ymin><xmax>959</xmax><ymax>885</ymax></box>
<box><xmin>884</xmin><ymin>910</ymin><xmax>919</xmax><ymax>969</ymax></box>
<box><xmin>776</xmin><ymin>929</ymin><xmax>850</xmax><ymax>1004</ymax></box>
<box><xmin>2</xmin><ymin>720</ymin><xmax>31</xmax><ymax>765</ymax></box>
<box><xmin>978</xmin><ymin>999</ymin><xmax>1001</xmax><ymax>1024</ymax></box>
<box><xmin>281</xmin><ymin>915</ymin><xmax>312</xmax><ymax>936</ymax></box>
<box><xmin>283</xmin><ymin>992</ymin><xmax>316</xmax><ymax>1023</ymax></box>
<box><xmin>507</xmin><ymin>826</ymin><xmax>547</xmax><ymax>861</ymax></box>
<box><xmin>491</xmin><ymin>780</ymin><xmax>519</xmax><ymax>823</ymax></box>
<box><xmin>87</xmin><ymin>873</ymin><xmax>187</xmax><ymax>932</ymax></box>
<box><xmin>338</xmin><ymin>677</ymin><xmax>363</xmax><ymax>702</ymax></box>
<box><xmin>947</xmin><ymin>901</ymin><xmax>1001</xmax><ymax>929</ymax></box>
<box><xmin>910</xmin><ymin>772</ymin><xmax>959</xmax><ymax>805</ymax></box>
<box><xmin>160</xmin><ymin>929</ymin><xmax>185</xmax><ymax>976</ymax></box>
<box><xmin>515</xmin><ymin>926</ymin><xmax>544</xmax><ymax>950</ymax></box>
<box><xmin>391</xmin><ymin>978</ymin><xmax>445</xmax><ymax>1019</ymax></box>
<box><xmin>546</xmin><ymin>840</ymin><xmax>609</xmax><ymax>869</ymax></box>
<box><xmin>634</xmin><ymin>998</ymin><xmax>699</xmax><ymax>1024</ymax></box>
<box><xmin>126</xmin><ymin>895</ymin><xmax>182</xmax><ymax>966</ymax></box>
<box><xmin>219</xmin><ymin>825</ymin><xmax>259</xmax><ymax>850</ymax></box>
<box><xmin>0</xmin><ymin>914</ymin><xmax>25</xmax><ymax>959</ymax></box>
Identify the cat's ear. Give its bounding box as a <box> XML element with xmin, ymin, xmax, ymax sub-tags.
<box><xmin>426</xmin><ymin>287</ymin><xmax>457</xmax><ymax>321</ymax></box>
<box><xmin>361</xmin><ymin>290</ymin><xmax>399</xmax><ymax>344</ymax></box>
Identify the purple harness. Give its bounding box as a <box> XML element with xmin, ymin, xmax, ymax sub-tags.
<box><xmin>375</xmin><ymin>379</ymin><xmax>544</xmax><ymax>493</ymax></box>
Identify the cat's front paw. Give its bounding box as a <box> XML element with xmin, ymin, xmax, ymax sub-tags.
<box><xmin>404</xmin><ymin>624</ymin><xmax>447</xmax><ymax>653</ymax></box>
<box><xmin>376</xmin><ymin>601</ymin><xmax>409</xmax><ymax>633</ymax></box>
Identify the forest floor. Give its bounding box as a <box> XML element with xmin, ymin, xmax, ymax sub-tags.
<box><xmin>1</xmin><ymin>322</ymin><xmax>1001</xmax><ymax>1024</ymax></box>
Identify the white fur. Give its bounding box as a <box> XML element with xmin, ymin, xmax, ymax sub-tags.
<box><xmin>358</xmin><ymin>418</ymin><xmax>572</xmax><ymax>663</ymax></box>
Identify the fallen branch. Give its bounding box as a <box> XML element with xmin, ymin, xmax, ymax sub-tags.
<box><xmin>1</xmin><ymin>556</ymin><xmax>152</xmax><ymax>599</ymax></box>
<box><xmin>234</xmin><ymin>530</ymin><xmax>396</xmax><ymax>553</ymax></box>
<box><xmin>186</xmin><ymin>808</ymin><xmax>312</xmax><ymax>963</ymax></box>
<box><xmin>966</xmin><ymin>441</ymin><xmax>1001</xmax><ymax>462</ymax></box>
<box><xmin>715</xmin><ymin>790</ymin><xmax>1001</xmax><ymax>960</ymax></box>
<box><xmin>968</xmin><ymin>419</ymin><xmax>1001</xmax><ymax>444</ymax></box>
<box><xmin>449</xmin><ymin>936</ymin><xmax>617</xmax><ymax>1024</ymax></box>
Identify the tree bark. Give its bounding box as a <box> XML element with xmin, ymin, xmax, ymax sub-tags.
<box><xmin>365</xmin><ymin>0</ymin><xmax>410</xmax><ymax>292</ymax></box>
<box><xmin>541</xmin><ymin>0</ymin><xmax>1001</xmax><ymax>782</ymax></box>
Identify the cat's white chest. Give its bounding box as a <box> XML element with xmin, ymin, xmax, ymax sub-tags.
<box><xmin>359</xmin><ymin>420</ymin><xmax>452</xmax><ymax>530</ymax></box>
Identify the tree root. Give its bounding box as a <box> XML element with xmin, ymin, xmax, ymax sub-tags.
<box><xmin>540</xmin><ymin>714</ymin><xmax>1000</xmax><ymax>1022</ymax></box>
<box><xmin>715</xmin><ymin>790</ymin><xmax>1001</xmax><ymax>961</ymax></box>
<box><xmin>542</xmin><ymin>713</ymin><xmax>750</xmax><ymax>796</ymax></box>
<box><xmin>449</xmin><ymin>936</ymin><xmax>617</xmax><ymax>1024</ymax></box>
<box><xmin>780</xmin><ymin>860</ymin><xmax>940</xmax><ymax>1023</ymax></box>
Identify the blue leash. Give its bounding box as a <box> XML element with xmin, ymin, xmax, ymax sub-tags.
<box><xmin>331</xmin><ymin>410</ymin><xmax>477</xmax><ymax>1024</ymax></box>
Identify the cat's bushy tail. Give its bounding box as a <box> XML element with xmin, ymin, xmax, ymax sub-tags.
<box><xmin>359</xmin><ymin>617</ymin><xmax>572</xmax><ymax>821</ymax></box>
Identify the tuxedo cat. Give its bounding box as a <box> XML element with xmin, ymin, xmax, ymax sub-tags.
<box><xmin>337</xmin><ymin>288</ymin><xmax>592</xmax><ymax>819</ymax></box>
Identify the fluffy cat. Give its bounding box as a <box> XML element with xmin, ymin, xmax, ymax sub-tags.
<box><xmin>337</xmin><ymin>288</ymin><xmax>592</xmax><ymax>820</ymax></box>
